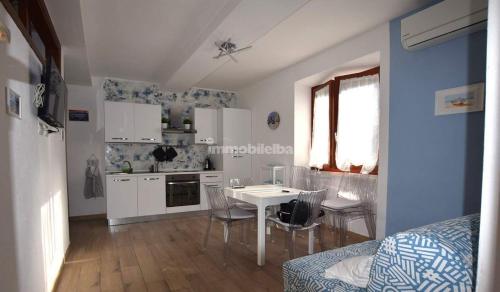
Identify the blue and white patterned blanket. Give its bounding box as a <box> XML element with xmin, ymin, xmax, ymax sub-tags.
<box><xmin>367</xmin><ymin>214</ymin><xmax>479</xmax><ymax>291</ymax></box>
<box><xmin>283</xmin><ymin>214</ymin><xmax>480</xmax><ymax>292</ymax></box>
<box><xmin>283</xmin><ymin>240</ymin><xmax>381</xmax><ymax>292</ymax></box>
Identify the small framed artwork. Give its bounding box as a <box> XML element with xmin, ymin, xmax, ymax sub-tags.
<box><xmin>435</xmin><ymin>83</ymin><xmax>485</xmax><ymax>116</ymax></box>
<box><xmin>267</xmin><ymin>111</ymin><xmax>280</xmax><ymax>130</ymax></box>
<box><xmin>68</xmin><ymin>109</ymin><xmax>90</xmax><ymax>122</ymax></box>
<box><xmin>5</xmin><ymin>87</ymin><xmax>21</xmax><ymax>119</ymax></box>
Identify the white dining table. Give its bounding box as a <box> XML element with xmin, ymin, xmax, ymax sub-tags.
<box><xmin>225</xmin><ymin>184</ymin><xmax>308</xmax><ymax>266</ymax></box>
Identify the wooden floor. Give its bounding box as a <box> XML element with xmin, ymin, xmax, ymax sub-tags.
<box><xmin>55</xmin><ymin>214</ymin><xmax>368</xmax><ymax>292</ymax></box>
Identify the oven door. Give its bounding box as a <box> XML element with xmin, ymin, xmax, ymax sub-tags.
<box><xmin>166</xmin><ymin>178</ymin><xmax>200</xmax><ymax>207</ymax></box>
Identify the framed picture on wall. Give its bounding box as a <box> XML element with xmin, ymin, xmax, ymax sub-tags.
<box><xmin>5</xmin><ymin>87</ymin><xmax>21</xmax><ymax>119</ymax></box>
<box><xmin>68</xmin><ymin>109</ymin><xmax>90</xmax><ymax>122</ymax></box>
<box><xmin>435</xmin><ymin>83</ymin><xmax>485</xmax><ymax>116</ymax></box>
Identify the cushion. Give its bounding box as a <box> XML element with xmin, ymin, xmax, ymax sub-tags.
<box><xmin>325</xmin><ymin>255</ymin><xmax>374</xmax><ymax>288</ymax></box>
<box><xmin>367</xmin><ymin>214</ymin><xmax>480</xmax><ymax>292</ymax></box>
<box><xmin>322</xmin><ymin>197</ymin><xmax>362</xmax><ymax>210</ymax></box>
<box><xmin>213</xmin><ymin>207</ymin><xmax>255</xmax><ymax>220</ymax></box>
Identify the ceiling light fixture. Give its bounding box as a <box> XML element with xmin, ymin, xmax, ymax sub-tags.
<box><xmin>213</xmin><ymin>38</ymin><xmax>251</xmax><ymax>63</ymax></box>
<box><xmin>0</xmin><ymin>21</ymin><xmax>10</xmax><ymax>43</ymax></box>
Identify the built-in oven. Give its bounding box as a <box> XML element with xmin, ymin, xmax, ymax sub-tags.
<box><xmin>165</xmin><ymin>174</ymin><xmax>200</xmax><ymax>207</ymax></box>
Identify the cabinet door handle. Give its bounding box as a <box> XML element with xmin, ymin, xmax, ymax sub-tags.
<box><xmin>113</xmin><ymin>178</ymin><xmax>130</xmax><ymax>182</ymax></box>
<box><xmin>205</xmin><ymin>184</ymin><xmax>220</xmax><ymax>187</ymax></box>
<box><xmin>141</xmin><ymin>138</ymin><xmax>156</xmax><ymax>141</ymax></box>
<box><xmin>112</xmin><ymin>137</ymin><xmax>128</xmax><ymax>140</ymax></box>
<box><xmin>205</xmin><ymin>175</ymin><xmax>219</xmax><ymax>178</ymax></box>
<box><xmin>144</xmin><ymin>177</ymin><xmax>159</xmax><ymax>181</ymax></box>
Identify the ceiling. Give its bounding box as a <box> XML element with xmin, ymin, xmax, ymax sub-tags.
<box><xmin>47</xmin><ymin>0</ymin><xmax>430</xmax><ymax>90</ymax></box>
<box><xmin>296</xmin><ymin>52</ymin><xmax>381</xmax><ymax>88</ymax></box>
<box><xmin>44</xmin><ymin>0</ymin><xmax>91</xmax><ymax>85</ymax></box>
<box><xmin>198</xmin><ymin>0</ymin><xmax>430</xmax><ymax>90</ymax></box>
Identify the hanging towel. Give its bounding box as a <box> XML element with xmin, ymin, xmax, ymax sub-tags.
<box><xmin>84</xmin><ymin>155</ymin><xmax>104</xmax><ymax>199</ymax></box>
<box><xmin>153</xmin><ymin>146</ymin><xmax>167</xmax><ymax>162</ymax></box>
<box><xmin>165</xmin><ymin>146</ymin><xmax>178</xmax><ymax>161</ymax></box>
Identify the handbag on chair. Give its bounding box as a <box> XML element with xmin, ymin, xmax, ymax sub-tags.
<box><xmin>277</xmin><ymin>199</ymin><xmax>325</xmax><ymax>226</ymax></box>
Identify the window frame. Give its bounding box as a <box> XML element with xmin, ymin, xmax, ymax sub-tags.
<box><xmin>1</xmin><ymin>0</ymin><xmax>61</xmax><ymax>69</ymax></box>
<box><xmin>311</xmin><ymin>67</ymin><xmax>380</xmax><ymax>174</ymax></box>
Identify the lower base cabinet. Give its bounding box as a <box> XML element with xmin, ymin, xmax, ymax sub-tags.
<box><xmin>200</xmin><ymin>172</ymin><xmax>224</xmax><ymax>210</ymax></box>
<box><xmin>107</xmin><ymin>172</ymin><xmax>223</xmax><ymax>221</ymax></box>
<box><xmin>138</xmin><ymin>175</ymin><xmax>166</xmax><ymax>216</ymax></box>
<box><xmin>106</xmin><ymin>176</ymin><xmax>138</xmax><ymax>219</ymax></box>
<box><xmin>107</xmin><ymin>175</ymin><xmax>166</xmax><ymax>220</ymax></box>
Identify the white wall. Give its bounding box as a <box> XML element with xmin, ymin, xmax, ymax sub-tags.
<box><xmin>238</xmin><ymin>74</ymin><xmax>295</xmax><ymax>181</ymax></box>
<box><xmin>293</xmin><ymin>83</ymin><xmax>311</xmax><ymax>166</ymax></box>
<box><xmin>0</xmin><ymin>4</ymin><xmax>70</xmax><ymax>292</ymax></box>
<box><xmin>66</xmin><ymin>84</ymin><xmax>106</xmax><ymax>216</ymax></box>
<box><xmin>238</xmin><ymin>24</ymin><xmax>390</xmax><ymax>239</ymax></box>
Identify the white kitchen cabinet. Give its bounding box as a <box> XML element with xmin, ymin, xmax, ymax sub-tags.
<box><xmin>105</xmin><ymin>102</ymin><xmax>134</xmax><ymax>142</ymax></box>
<box><xmin>194</xmin><ymin>108</ymin><xmax>217</xmax><ymax>144</ymax></box>
<box><xmin>200</xmin><ymin>172</ymin><xmax>224</xmax><ymax>210</ymax></box>
<box><xmin>137</xmin><ymin>175</ymin><xmax>166</xmax><ymax>216</ymax></box>
<box><xmin>106</xmin><ymin>176</ymin><xmax>138</xmax><ymax>219</ymax></box>
<box><xmin>219</xmin><ymin>108</ymin><xmax>251</xmax><ymax>146</ymax></box>
<box><xmin>215</xmin><ymin>108</ymin><xmax>252</xmax><ymax>186</ymax></box>
<box><xmin>105</xmin><ymin>101</ymin><xmax>161</xmax><ymax>143</ymax></box>
<box><xmin>134</xmin><ymin>103</ymin><xmax>162</xmax><ymax>143</ymax></box>
<box><xmin>222</xmin><ymin>153</ymin><xmax>252</xmax><ymax>186</ymax></box>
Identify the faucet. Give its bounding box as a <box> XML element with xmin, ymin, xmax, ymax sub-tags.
<box><xmin>122</xmin><ymin>160</ymin><xmax>133</xmax><ymax>174</ymax></box>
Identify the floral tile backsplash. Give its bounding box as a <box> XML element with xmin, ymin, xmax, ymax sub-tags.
<box><xmin>102</xmin><ymin>78</ymin><xmax>160</xmax><ymax>104</ymax></box>
<box><xmin>105</xmin><ymin>143</ymin><xmax>208</xmax><ymax>172</ymax></box>
<box><xmin>103</xmin><ymin>78</ymin><xmax>236</xmax><ymax>172</ymax></box>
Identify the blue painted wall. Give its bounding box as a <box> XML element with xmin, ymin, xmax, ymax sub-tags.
<box><xmin>386</xmin><ymin>11</ymin><xmax>487</xmax><ymax>235</ymax></box>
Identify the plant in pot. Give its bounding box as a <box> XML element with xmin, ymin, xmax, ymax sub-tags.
<box><xmin>161</xmin><ymin>117</ymin><xmax>170</xmax><ymax>129</ymax></box>
<box><xmin>183</xmin><ymin>118</ymin><xmax>192</xmax><ymax>130</ymax></box>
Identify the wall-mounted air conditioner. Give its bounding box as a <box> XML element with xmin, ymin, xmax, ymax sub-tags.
<box><xmin>401</xmin><ymin>0</ymin><xmax>488</xmax><ymax>51</ymax></box>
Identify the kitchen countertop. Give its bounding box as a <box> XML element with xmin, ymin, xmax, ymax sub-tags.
<box><xmin>106</xmin><ymin>170</ymin><xmax>223</xmax><ymax>176</ymax></box>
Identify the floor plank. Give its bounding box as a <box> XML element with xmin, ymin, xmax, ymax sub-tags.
<box><xmin>56</xmin><ymin>214</ymin><xmax>368</xmax><ymax>292</ymax></box>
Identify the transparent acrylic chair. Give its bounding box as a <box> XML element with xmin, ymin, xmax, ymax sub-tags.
<box><xmin>266</xmin><ymin>189</ymin><xmax>327</xmax><ymax>259</ymax></box>
<box><xmin>288</xmin><ymin>166</ymin><xmax>314</xmax><ymax>190</ymax></box>
<box><xmin>203</xmin><ymin>185</ymin><xmax>255</xmax><ymax>265</ymax></box>
<box><xmin>228</xmin><ymin>177</ymin><xmax>258</xmax><ymax>212</ymax></box>
<box><xmin>320</xmin><ymin>172</ymin><xmax>377</xmax><ymax>246</ymax></box>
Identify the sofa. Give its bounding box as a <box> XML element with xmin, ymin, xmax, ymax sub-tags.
<box><xmin>283</xmin><ymin>214</ymin><xmax>480</xmax><ymax>291</ymax></box>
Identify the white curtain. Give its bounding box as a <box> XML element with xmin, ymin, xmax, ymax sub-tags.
<box><xmin>335</xmin><ymin>74</ymin><xmax>379</xmax><ymax>174</ymax></box>
<box><xmin>309</xmin><ymin>86</ymin><xmax>330</xmax><ymax>168</ymax></box>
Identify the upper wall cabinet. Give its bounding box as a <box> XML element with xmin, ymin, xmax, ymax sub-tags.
<box><xmin>105</xmin><ymin>102</ymin><xmax>134</xmax><ymax>142</ymax></box>
<box><xmin>105</xmin><ymin>101</ymin><xmax>161</xmax><ymax>143</ymax></box>
<box><xmin>194</xmin><ymin>108</ymin><xmax>218</xmax><ymax>144</ymax></box>
<box><xmin>134</xmin><ymin>104</ymin><xmax>162</xmax><ymax>143</ymax></box>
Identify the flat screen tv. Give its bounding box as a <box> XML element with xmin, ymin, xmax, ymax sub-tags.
<box><xmin>38</xmin><ymin>57</ymin><xmax>67</xmax><ymax>128</ymax></box>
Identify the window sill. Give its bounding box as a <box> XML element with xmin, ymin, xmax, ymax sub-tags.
<box><xmin>320</xmin><ymin>166</ymin><xmax>378</xmax><ymax>175</ymax></box>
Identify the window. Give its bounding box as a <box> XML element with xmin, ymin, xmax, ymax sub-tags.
<box><xmin>1</xmin><ymin>0</ymin><xmax>61</xmax><ymax>69</ymax></box>
<box><xmin>309</xmin><ymin>67</ymin><xmax>380</xmax><ymax>174</ymax></box>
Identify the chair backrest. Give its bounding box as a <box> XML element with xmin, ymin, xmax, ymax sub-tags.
<box><xmin>290</xmin><ymin>189</ymin><xmax>327</xmax><ymax>227</ymax></box>
<box><xmin>289</xmin><ymin>166</ymin><xmax>313</xmax><ymax>190</ymax></box>
<box><xmin>229</xmin><ymin>177</ymin><xmax>254</xmax><ymax>187</ymax></box>
<box><xmin>205</xmin><ymin>185</ymin><xmax>231</xmax><ymax>218</ymax></box>
<box><xmin>337</xmin><ymin>173</ymin><xmax>377</xmax><ymax>207</ymax></box>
